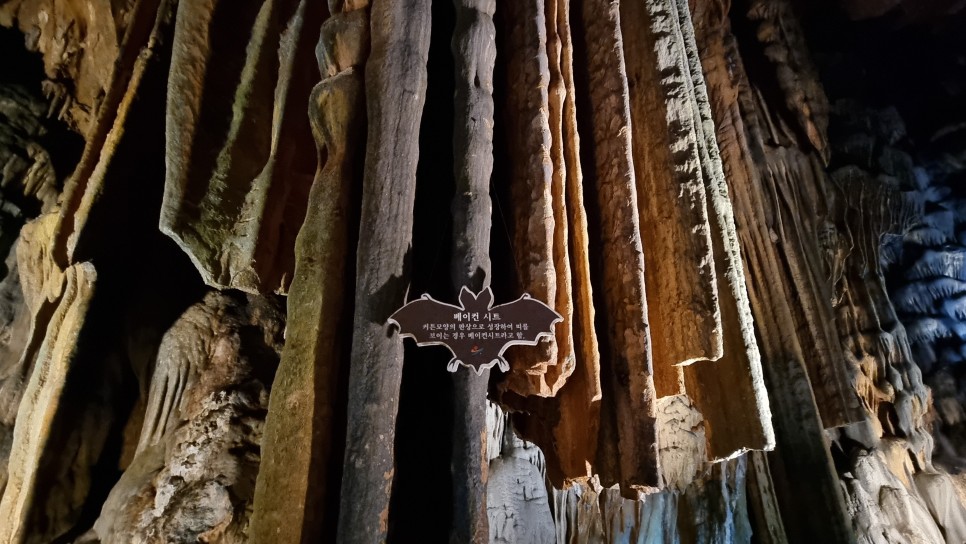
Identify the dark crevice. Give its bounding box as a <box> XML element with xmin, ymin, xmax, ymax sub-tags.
<box><xmin>387</xmin><ymin>1</ymin><xmax>458</xmax><ymax>542</ymax></box>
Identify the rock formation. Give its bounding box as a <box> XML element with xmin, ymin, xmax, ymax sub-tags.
<box><xmin>0</xmin><ymin>0</ymin><xmax>963</xmax><ymax>542</ymax></box>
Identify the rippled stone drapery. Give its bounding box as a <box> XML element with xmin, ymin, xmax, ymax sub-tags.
<box><xmin>159</xmin><ymin>0</ymin><xmax>320</xmax><ymax>294</ymax></box>
<box><xmin>496</xmin><ymin>0</ymin><xmax>774</xmax><ymax>498</ymax></box>
<box><xmin>0</xmin><ymin>0</ymin><xmax>964</xmax><ymax>542</ymax></box>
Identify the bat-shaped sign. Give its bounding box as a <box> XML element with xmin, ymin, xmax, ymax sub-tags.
<box><xmin>387</xmin><ymin>286</ymin><xmax>562</xmax><ymax>374</ymax></box>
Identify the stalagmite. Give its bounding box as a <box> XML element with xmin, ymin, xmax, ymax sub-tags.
<box><xmin>551</xmin><ymin>458</ymin><xmax>754</xmax><ymax>542</ymax></box>
<box><xmin>338</xmin><ymin>1</ymin><xmax>432</xmax><ymax>541</ymax></box>
<box><xmin>249</xmin><ymin>2</ymin><xmax>366</xmax><ymax>542</ymax></box>
<box><xmin>486</xmin><ymin>404</ymin><xmax>556</xmax><ymax>543</ymax></box>
<box><xmin>91</xmin><ymin>291</ymin><xmax>285</xmax><ymax>543</ymax></box>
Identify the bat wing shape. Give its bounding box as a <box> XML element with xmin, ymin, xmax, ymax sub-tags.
<box><xmin>387</xmin><ymin>287</ymin><xmax>562</xmax><ymax>374</ymax></box>
<box><xmin>490</xmin><ymin>294</ymin><xmax>563</xmax><ymax>350</ymax></box>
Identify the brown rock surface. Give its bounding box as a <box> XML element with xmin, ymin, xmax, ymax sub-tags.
<box><xmin>91</xmin><ymin>291</ymin><xmax>284</xmax><ymax>544</ymax></box>
<box><xmin>249</xmin><ymin>3</ymin><xmax>366</xmax><ymax>542</ymax></box>
<box><xmin>0</xmin><ymin>0</ymin><xmax>124</xmax><ymax>135</ymax></box>
<box><xmin>159</xmin><ymin>0</ymin><xmax>320</xmax><ymax>294</ymax></box>
<box><xmin>0</xmin><ymin>0</ymin><xmax>962</xmax><ymax>542</ymax></box>
<box><xmin>337</xmin><ymin>1</ymin><xmax>432</xmax><ymax>541</ymax></box>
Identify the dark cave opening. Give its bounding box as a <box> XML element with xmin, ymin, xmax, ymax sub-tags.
<box><xmin>0</xmin><ymin>26</ymin><xmax>45</xmax><ymax>87</ymax></box>
<box><xmin>802</xmin><ymin>2</ymin><xmax>966</xmax><ymax>475</ymax></box>
<box><xmin>0</xmin><ymin>26</ymin><xmax>83</xmax><ymax>216</ymax></box>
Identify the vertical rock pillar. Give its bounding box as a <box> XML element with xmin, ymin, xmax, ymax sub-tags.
<box><xmin>449</xmin><ymin>0</ymin><xmax>496</xmax><ymax>542</ymax></box>
<box><xmin>250</xmin><ymin>1</ymin><xmax>367</xmax><ymax>542</ymax></box>
<box><xmin>337</xmin><ymin>1</ymin><xmax>432</xmax><ymax>542</ymax></box>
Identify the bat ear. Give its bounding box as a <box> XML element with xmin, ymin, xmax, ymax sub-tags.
<box><xmin>478</xmin><ymin>286</ymin><xmax>494</xmax><ymax>309</ymax></box>
<box><xmin>496</xmin><ymin>357</ymin><xmax>509</xmax><ymax>373</ymax></box>
<box><xmin>446</xmin><ymin>357</ymin><xmax>461</xmax><ymax>372</ymax></box>
<box><xmin>458</xmin><ymin>286</ymin><xmax>475</xmax><ymax>308</ymax></box>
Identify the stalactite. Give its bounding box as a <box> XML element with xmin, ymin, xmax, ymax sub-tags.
<box><xmin>0</xmin><ymin>0</ymin><xmax>126</xmax><ymax>135</ymax></box>
<box><xmin>249</xmin><ymin>2</ymin><xmax>364</xmax><ymax>542</ymax></box>
<box><xmin>577</xmin><ymin>0</ymin><xmax>661</xmax><ymax>494</ymax></box>
<box><xmin>337</xmin><ymin>1</ymin><xmax>432</xmax><ymax>541</ymax></box>
<box><xmin>537</xmin><ymin>0</ymin><xmax>577</xmax><ymax>398</ymax></box>
<box><xmin>449</xmin><ymin>0</ymin><xmax>496</xmax><ymax>541</ymax></box>
<box><xmin>671</xmin><ymin>0</ymin><xmax>773</xmax><ymax>461</ymax></box>
<box><xmin>693</xmin><ymin>1</ymin><xmax>869</xmax><ymax>540</ymax></box>
<box><xmin>552</xmin><ymin>0</ymin><xmax>604</xmax><ymax>484</ymax></box>
<box><xmin>496</xmin><ymin>0</ymin><xmax>602</xmax><ymax>488</ymax></box>
<box><xmin>0</xmin><ymin>0</ymin><xmax>963</xmax><ymax>541</ymax></box>
<box><xmin>737</xmin><ymin>0</ymin><xmax>865</xmax><ymax>429</ymax></box>
<box><xmin>502</xmin><ymin>0</ymin><xmax>774</xmax><ymax>493</ymax></box>
<box><xmin>0</xmin><ymin>5</ymin><xmax>174</xmax><ymax>542</ymax></box>
<box><xmin>497</xmin><ymin>0</ymin><xmax>570</xmax><ymax>397</ymax></box>
<box><xmin>159</xmin><ymin>0</ymin><xmax>319</xmax><ymax>295</ymax></box>
<box><xmin>52</xmin><ymin>0</ymin><xmax>174</xmax><ymax>267</ymax></box>
<box><xmin>621</xmin><ymin>0</ymin><xmax>721</xmax><ymax>396</ymax></box>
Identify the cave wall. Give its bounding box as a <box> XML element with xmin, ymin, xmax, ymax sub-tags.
<box><xmin>0</xmin><ymin>0</ymin><xmax>964</xmax><ymax>543</ymax></box>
